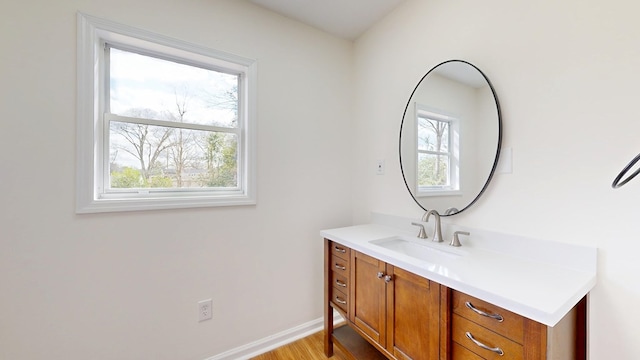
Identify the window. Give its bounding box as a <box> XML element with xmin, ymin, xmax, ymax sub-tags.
<box><xmin>77</xmin><ymin>14</ymin><xmax>256</xmax><ymax>213</ymax></box>
<box><xmin>415</xmin><ymin>106</ymin><xmax>460</xmax><ymax>195</ymax></box>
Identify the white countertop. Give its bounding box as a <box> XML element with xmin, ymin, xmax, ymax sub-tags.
<box><xmin>321</xmin><ymin>221</ymin><xmax>597</xmax><ymax>327</ymax></box>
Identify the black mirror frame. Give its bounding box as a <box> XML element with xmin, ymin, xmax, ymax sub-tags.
<box><xmin>399</xmin><ymin>59</ymin><xmax>503</xmax><ymax>216</ymax></box>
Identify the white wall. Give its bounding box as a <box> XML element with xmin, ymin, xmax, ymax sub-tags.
<box><xmin>0</xmin><ymin>1</ymin><xmax>353</xmax><ymax>359</ymax></box>
<box><xmin>352</xmin><ymin>0</ymin><xmax>640</xmax><ymax>358</ymax></box>
<box><xmin>5</xmin><ymin>0</ymin><xmax>640</xmax><ymax>358</ymax></box>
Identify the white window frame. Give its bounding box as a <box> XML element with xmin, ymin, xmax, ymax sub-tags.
<box><xmin>415</xmin><ymin>105</ymin><xmax>461</xmax><ymax>197</ymax></box>
<box><xmin>76</xmin><ymin>13</ymin><xmax>257</xmax><ymax>213</ymax></box>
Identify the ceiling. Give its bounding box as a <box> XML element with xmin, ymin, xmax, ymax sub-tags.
<box><xmin>248</xmin><ymin>0</ymin><xmax>407</xmax><ymax>40</ymax></box>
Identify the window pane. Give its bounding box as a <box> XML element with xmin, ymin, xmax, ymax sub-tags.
<box><xmin>418</xmin><ymin>153</ymin><xmax>449</xmax><ymax>187</ymax></box>
<box><xmin>109</xmin><ymin>121</ymin><xmax>238</xmax><ymax>189</ymax></box>
<box><xmin>109</xmin><ymin>47</ymin><xmax>239</xmax><ymax>128</ymax></box>
<box><xmin>418</xmin><ymin>117</ymin><xmax>449</xmax><ymax>152</ymax></box>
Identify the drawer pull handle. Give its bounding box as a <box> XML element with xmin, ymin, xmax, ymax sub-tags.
<box><xmin>334</xmin><ymin>264</ymin><xmax>346</xmax><ymax>271</ymax></box>
<box><xmin>335</xmin><ymin>296</ymin><xmax>347</xmax><ymax>305</ymax></box>
<box><xmin>334</xmin><ymin>246</ymin><xmax>346</xmax><ymax>253</ymax></box>
<box><xmin>465</xmin><ymin>301</ymin><xmax>504</xmax><ymax>322</ymax></box>
<box><xmin>465</xmin><ymin>332</ymin><xmax>504</xmax><ymax>356</ymax></box>
<box><xmin>336</xmin><ymin>279</ymin><xmax>347</xmax><ymax>287</ymax></box>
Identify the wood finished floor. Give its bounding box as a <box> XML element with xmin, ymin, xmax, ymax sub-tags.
<box><xmin>250</xmin><ymin>331</ymin><xmax>348</xmax><ymax>360</ymax></box>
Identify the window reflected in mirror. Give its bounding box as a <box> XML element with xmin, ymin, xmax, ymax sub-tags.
<box><xmin>399</xmin><ymin>60</ymin><xmax>501</xmax><ymax>216</ymax></box>
<box><xmin>416</xmin><ymin>106</ymin><xmax>460</xmax><ymax>195</ymax></box>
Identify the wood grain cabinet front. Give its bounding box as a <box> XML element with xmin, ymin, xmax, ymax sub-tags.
<box><xmin>331</xmin><ymin>243</ymin><xmax>350</xmax><ymax>259</ymax></box>
<box><xmin>385</xmin><ymin>265</ymin><xmax>440</xmax><ymax>360</ymax></box>
<box><xmin>326</xmin><ymin>240</ymin><xmax>388</xmax><ymax>359</ymax></box>
<box><xmin>325</xmin><ymin>240</ymin><xmax>440</xmax><ymax>360</ymax></box>
<box><xmin>329</xmin><ymin>243</ymin><xmax>350</xmax><ymax>315</ymax></box>
<box><xmin>331</xmin><ymin>272</ymin><xmax>349</xmax><ymax>313</ymax></box>
<box><xmin>449</xmin><ymin>290</ymin><xmax>586</xmax><ymax>360</ymax></box>
<box><xmin>324</xmin><ymin>239</ymin><xmax>586</xmax><ymax>360</ymax></box>
<box><xmin>451</xmin><ymin>291</ymin><xmax>525</xmax><ymax>359</ymax></box>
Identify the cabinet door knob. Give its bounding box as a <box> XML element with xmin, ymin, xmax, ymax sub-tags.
<box><xmin>377</xmin><ymin>272</ymin><xmax>385</xmax><ymax>279</ymax></box>
<box><xmin>465</xmin><ymin>301</ymin><xmax>504</xmax><ymax>322</ymax></box>
<box><xmin>465</xmin><ymin>332</ymin><xmax>504</xmax><ymax>356</ymax></box>
<box><xmin>384</xmin><ymin>275</ymin><xmax>393</xmax><ymax>283</ymax></box>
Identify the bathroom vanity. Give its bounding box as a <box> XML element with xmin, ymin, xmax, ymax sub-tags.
<box><xmin>328</xmin><ymin>59</ymin><xmax>597</xmax><ymax>359</ymax></box>
<box><xmin>322</xmin><ymin>221</ymin><xmax>596</xmax><ymax>360</ymax></box>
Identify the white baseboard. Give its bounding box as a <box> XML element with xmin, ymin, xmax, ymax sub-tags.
<box><xmin>205</xmin><ymin>311</ymin><xmax>345</xmax><ymax>360</ymax></box>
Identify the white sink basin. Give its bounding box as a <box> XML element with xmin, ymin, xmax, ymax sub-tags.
<box><xmin>369</xmin><ymin>236</ymin><xmax>462</xmax><ymax>263</ymax></box>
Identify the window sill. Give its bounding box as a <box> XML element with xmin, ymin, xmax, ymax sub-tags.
<box><xmin>416</xmin><ymin>190</ymin><xmax>462</xmax><ymax>198</ymax></box>
<box><xmin>76</xmin><ymin>194</ymin><xmax>256</xmax><ymax>213</ymax></box>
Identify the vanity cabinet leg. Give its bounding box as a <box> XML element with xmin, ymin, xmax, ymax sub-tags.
<box><xmin>575</xmin><ymin>296</ymin><xmax>587</xmax><ymax>360</ymax></box>
<box><xmin>324</xmin><ymin>238</ymin><xmax>334</xmax><ymax>357</ymax></box>
<box><xmin>325</xmin><ymin>303</ymin><xmax>334</xmax><ymax>357</ymax></box>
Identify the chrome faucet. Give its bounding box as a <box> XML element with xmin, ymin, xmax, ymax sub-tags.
<box><xmin>450</xmin><ymin>231</ymin><xmax>470</xmax><ymax>247</ymax></box>
<box><xmin>411</xmin><ymin>222</ymin><xmax>428</xmax><ymax>239</ymax></box>
<box><xmin>422</xmin><ymin>210</ymin><xmax>443</xmax><ymax>242</ymax></box>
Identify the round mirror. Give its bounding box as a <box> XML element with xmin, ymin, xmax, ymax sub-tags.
<box><xmin>399</xmin><ymin>60</ymin><xmax>502</xmax><ymax>216</ymax></box>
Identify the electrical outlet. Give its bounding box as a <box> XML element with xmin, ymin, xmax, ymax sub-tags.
<box><xmin>198</xmin><ymin>299</ymin><xmax>213</xmax><ymax>322</ymax></box>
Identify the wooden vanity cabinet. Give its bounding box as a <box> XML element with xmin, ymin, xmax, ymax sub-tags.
<box><xmin>446</xmin><ymin>290</ymin><xmax>586</xmax><ymax>360</ymax></box>
<box><xmin>383</xmin><ymin>262</ymin><xmax>440</xmax><ymax>360</ymax></box>
<box><xmin>329</xmin><ymin>243</ymin><xmax>350</xmax><ymax>314</ymax></box>
<box><xmin>324</xmin><ymin>239</ymin><xmax>586</xmax><ymax>360</ymax></box>
<box><xmin>325</xmin><ymin>240</ymin><xmax>440</xmax><ymax>360</ymax></box>
<box><xmin>350</xmin><ymin>250</ymin><xmax>386</xmax><ymax>345</ymax></box>
<box><xmin>351</xmin><ymin>251</ymin><xmax>440</xmax><ymax>360</ymax></box>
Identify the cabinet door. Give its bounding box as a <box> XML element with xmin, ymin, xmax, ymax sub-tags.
<box><xmin>386</xmin><ymin>265</ymin><xmax>440</xmax><ymax>360</ymax></box>
<box><xmin>350</xmin><ymin>251</ymin><xmax>387</xmax><ymax>346</ymax></box>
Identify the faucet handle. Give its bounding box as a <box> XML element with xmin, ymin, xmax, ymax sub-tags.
<box><xmin>450</xmin><ymin>231</ymin><xmax>470</xmax><ymax>247</ymax></box>
<box><xmin>411</xmin><ymin>222</ymin><xmax>428</xmax><ymax>239</ymax></box>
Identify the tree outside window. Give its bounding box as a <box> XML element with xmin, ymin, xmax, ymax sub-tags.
<box><xmin>417</xmin><ymin>115</ymin><xmax>451</xmax><ymax>188</ymax></box>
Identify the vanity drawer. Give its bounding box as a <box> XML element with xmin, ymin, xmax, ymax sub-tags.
<box><xmin>331</xmin><ymin>242</ymin><xmax>350</xmax><ymax>260</ymax></box>
<box><xmin>452</xmin><ymin>314</ymin><xmax>523</xmax><ymax>360</ymax></box>
<box><xmin>452</xmin><ymin>291</ymin><xmax>524</xmax><ymax>343</ymax></box>
<box><xmin>331</xmin><ymin>271</ymin><xmax>349</xmax><ymax>292</ymax></box>
<box><xmin>451</xmin><ymin>342</ymin><xmax>484</xmax><ymax>360</ymax></box>
<box><xmin>331</xmin><ymin>254</ymin><xmax>350</xmax><ymax>277</ymax></box>
<box><xmin>331</xmin><ymin>287</ymin><xmax>349</xmax><ymax>313</ymax></box>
